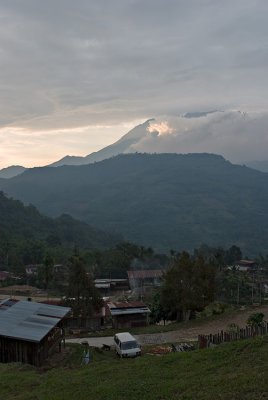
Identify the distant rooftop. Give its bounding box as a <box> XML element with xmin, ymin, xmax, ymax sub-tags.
<box><xmin>127</xmin><ymin>270</ymin><xmax>163</xmax><ymax>279</ymax></box>
<box><xmin>236</xmin><ymin>260</ymin><xmax>258</xmax><ymax>266</ymax></box>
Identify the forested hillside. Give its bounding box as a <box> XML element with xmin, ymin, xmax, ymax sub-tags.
<box><xmin>0</xmin><ymin>192</ymin><xmax>121</xmax><ymax>270</ymax></box>
<box><xmin>1</xmin><ymin>153</ymin><xmax>268</xmax><ymax>255</ymax></box>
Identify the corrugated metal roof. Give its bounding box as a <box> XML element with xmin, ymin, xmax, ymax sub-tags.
<box><xmin>109</xmin><ymin>307</ymin><xmax>150</xmax><ymax>316</ymax></box>
<box><xmin>107</xmin><ymin>301</ymin><xmax>151</xmax><ymax>316</ymax></box>
<box><xmin>109</xmin><ymin>301</ymin><xmax>147</xmax><ymax>309</ymax></box>
<box><xmin>94</xmin><ymin>279</ymin><xmax>128</xmax><ymax>283</ymax></box>
<box><xmin>0</xmin><ymin>300</ymin><xmax>70</xmax><ymax>343</ymax></box>
<box><xmin>0</xmin><ymin>298</ymin><xmax>18</xmax><ymax>311</ymax></box>
<box><xmin>95</xmin><ymin>283</ymin><xmax>111</xmax><ymax>289</ymax></box>
<box><xmin>127</xmin><ymin>270</ymin><xmax>163</xmax><ymax>279</ymax></box>
<box><xmin>237</xmin><ymin>260</ymin><xmax>257</xmax><ymax>266</ymax></box>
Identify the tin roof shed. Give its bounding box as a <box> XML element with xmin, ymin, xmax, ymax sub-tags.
<box><xmin>0</xmin><ymin>299</ymin><xmax>70</xmax><ymax>343</ymax></box>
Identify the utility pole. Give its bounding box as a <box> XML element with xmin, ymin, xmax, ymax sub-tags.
<box><xmin>237</xmin><ymin>280</ymin><xmax>240</xmax><ymax>305</ymax></box>
<box><xmin>251</xmin><ymin>273</ymin><xmax>254</xmax><ymax>305</ymax></box>
<box><xmin>259</xmin><ymin>276</ymin><xmax>262</xmax><ymax>305</ymax></box>
<box><xmin>258</xmin><ymin>263</ymin><xmax>262</xmax><ymax>305</ymax></box>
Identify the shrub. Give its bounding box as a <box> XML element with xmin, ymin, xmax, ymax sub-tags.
<box><xmin>247</xmin><ymin>312</ymin><xmax>265</xmax><ymax>327</ymax></box>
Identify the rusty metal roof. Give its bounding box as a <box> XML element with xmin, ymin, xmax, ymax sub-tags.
<box><xmin>0</xmin><ymin>299</ymin><xmax>70</xmax><ymax>343</ymax></box>
<box><xmin>109</xmin><ymin>301</ymin><xmax>147</xmax><ymax>309</ymax></box>
<box><xmin>237</xmin><ymin>260</ymin><xmax>257</xmax><ymax>265</ymax></box>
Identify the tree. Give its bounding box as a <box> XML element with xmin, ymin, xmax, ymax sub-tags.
<box><xmin>40</xmin><ymin>253</ymin><xmax>54</xmax><ymax>291</ymax></box>
<box><xmin>89</xmin><ymin>242</ymin><xmax>156</xmax><ymax>279</ymax></box>
<box><xmin>150</xmin><ymin>291</ymin><xmax>168</xmax><ymax>324</ymax></box>
<box><xmin>247</xmin><ymin>312</ymin><xmax>265</xmax><ymax>327</ymax></box>
<box><xmin>161</xmin><ymin>251</ymin><xmax>215</xmax><ymax>321</ymax></box>
<box><xmin>225</xmin><ymin>245</ymin><xmax>242</xmax><ymax>264</ymax></box>
<box><xmin>65</xmin><ymin>252</ymin><xmax>102</xmax><ymax>317</ymax></box>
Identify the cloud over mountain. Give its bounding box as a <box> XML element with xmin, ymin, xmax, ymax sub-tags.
<box><xmin>125</xmin><ymin>111</ymin><xmax>268</xmax><ymax>163</ymax></box>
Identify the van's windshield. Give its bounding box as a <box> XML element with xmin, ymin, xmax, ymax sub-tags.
<box><xmin>121</xmin><ymin>340</ymin><xmax>138</xmax><ymax>350</ymax></box>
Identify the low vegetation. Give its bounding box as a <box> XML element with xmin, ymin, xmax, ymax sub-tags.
<box><xmin>0</xmin><ymin>337</ymin><xmax>267</xmax><ymax>399</ymax></box>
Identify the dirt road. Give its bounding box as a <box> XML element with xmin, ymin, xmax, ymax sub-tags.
<box><xmin>139</xmin><ymin>305</ymin><xmax>268</xmax><ymax>344</ymax></box>
<box><xmin>66</xmin><ymin>305</ymin><xmax>268</xmax><ymax>347</ymax></box>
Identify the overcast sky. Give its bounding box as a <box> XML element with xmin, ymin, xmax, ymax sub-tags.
<box><xmin>0</xmin><ymin>0</ymin><xmax>268</xmax><ymax>168</ymax></box>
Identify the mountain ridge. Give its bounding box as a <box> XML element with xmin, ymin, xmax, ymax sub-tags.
<box><xmin>1</xmin><ymin>112</ymin><xmax>268</xmax><ymax>175</ymax></box>
<box><xmin>50</xmin><ymin>119</ymin><xmax>154</xmax><ymax>167</ymax></box>
<box><xmin>1</xmin><ymin>152</ymin><xmax>268</xmax><ymax>255</ymax></box>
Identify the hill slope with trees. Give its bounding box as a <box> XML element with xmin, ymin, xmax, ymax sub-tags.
<box><xmin>0</xmin><ymin>191</ymin><xmax>121</xmax><ymax>270</ymax></box>
<box><xmin>1</xmin><ymin>153</ymin><xmax>268</xmax><ymax>255</ymax></box>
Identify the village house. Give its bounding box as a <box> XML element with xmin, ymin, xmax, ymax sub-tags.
<box><xmin>106</xmin><ymin>300</ymin><xmax>151</xmax><ymax>329</ymax></box>
<box><xmin>0</xmin><ymin>298</ymin><xmax>70</xmax><ymax>366</ymax></box>
<box><xmin>25</xmin><ymin>263</ymin><xmax>66</xmax><ymax>276</ymax></box>
<box><xmin>234</xmin><ymin>260</ymin><xmax>259</xmax><ymax>272</ymax></box>
<box><xmin>94</xmin><ymin>278</ymin><xmax>129</xmax><ymax>296</ymax></box>
<box><xmin>0</xmin><ymin>271</ymin><xmax>21</xmax><ymax>282</ymax></box>
<box><xmin>127</xmin><ymin>270</ymin><xmax>163</xmax><ymax>292</ymax></box>
<box><xmin>25</xmin><ymin>264</ymin><xmax>42</xmax><ymax>276</ymax></box>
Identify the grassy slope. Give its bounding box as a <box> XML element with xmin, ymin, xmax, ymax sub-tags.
<box><xmin>0</xmin><ymin>337</ymin><xmax>267</xmax><ymax>400</ymax></box>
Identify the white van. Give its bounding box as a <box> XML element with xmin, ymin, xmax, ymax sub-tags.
<box><xmin>114</xmin><ymin>332</ymin><xmax>141</xmax><ymax>358</ymax></box>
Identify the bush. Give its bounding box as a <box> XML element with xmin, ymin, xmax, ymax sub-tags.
<box><xmin>247</xmin><ymin>313</ymin><xmax>265</xmax><ymax>327</ymax></box>
<box><xmin>196</xmin><ymin>302</ymin><xmax>232</xmax><ymax>318</ymax></box>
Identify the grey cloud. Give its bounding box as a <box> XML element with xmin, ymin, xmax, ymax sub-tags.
<box><xmin>127</xmin><ymin>111</ymin><xmax>268</xmax><ymax>163</ymax></box>
<box><xmin>0</xmin><ymin>1</ymin><xmax>268</xmax><ymax>138</ymax></box>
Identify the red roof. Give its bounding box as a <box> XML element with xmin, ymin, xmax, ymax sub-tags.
<box><xmin>108</xmin><ymin>301</ymin><xmax>147</xmax><ymax>309</ymax></box>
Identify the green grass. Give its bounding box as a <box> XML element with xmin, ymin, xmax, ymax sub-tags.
<box><xmin>0</xmin><ymin>336</ymin><xmax>267</xmax><ymax>400</ymax></box>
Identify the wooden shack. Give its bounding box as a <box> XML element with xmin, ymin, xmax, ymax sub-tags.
<box><xmin>0</xmin><ymin>298</ymin><xmax>70</xmax><ymax>366</ymax></box>
<box><xmin>106</xmin><ymin>301</ymin><xmax>151</xmax><ymax>329</ymax></box>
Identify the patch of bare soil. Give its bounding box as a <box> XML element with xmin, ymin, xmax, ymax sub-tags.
<box><xmin>37</xmin><ymin>346</ymin><xmax>72</xmax><ymax>373</ymax></box>
<box><xmin>138</xmin><ymin>305</ymin><xmax>268</xmax><ymax>344</ymax></box>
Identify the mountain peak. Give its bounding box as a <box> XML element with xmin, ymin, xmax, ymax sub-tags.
<box><xmin>0</xmin><ymin>165</ymin><xmax>26</xmax><ymax>179</ymax></box>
